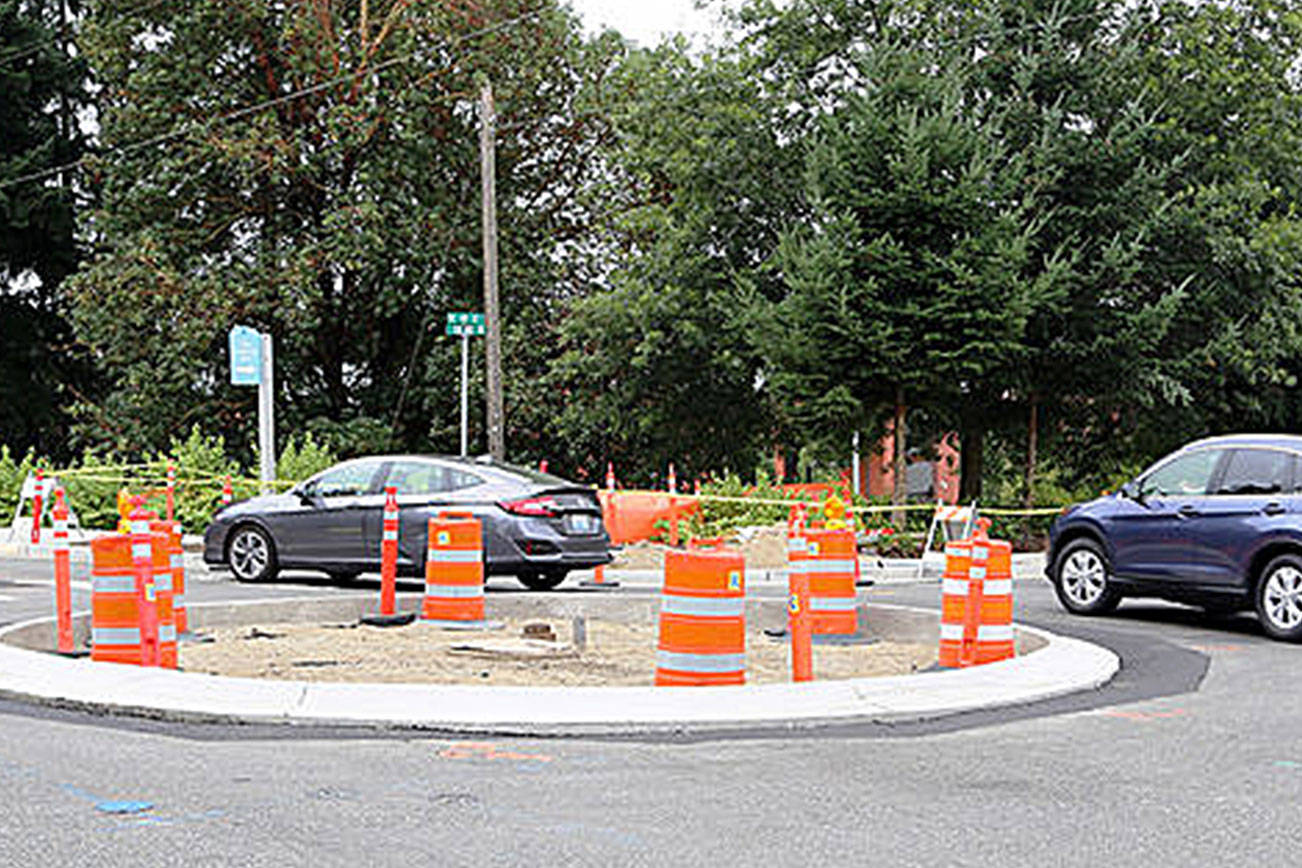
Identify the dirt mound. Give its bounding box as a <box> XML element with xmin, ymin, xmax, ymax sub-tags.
<box><xmin>611</xmin><ymin>524</ymin><xmax>793</xmax><ymax>571</ymax></box>
<box><xmin>182</xmin><ymin>617</ymin><xmax>936</xmax><ymax>687</ymax></box>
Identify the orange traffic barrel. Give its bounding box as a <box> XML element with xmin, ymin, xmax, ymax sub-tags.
<box><xmin>90</xmin><ymin>533</ymin><xmax>177</xmax><ymax>668</ymax></box>
<box><xmin>655</xmin><ymin>547</ymin><xmax>746</xmax><ymax>686</ymax></box>
<box><xmin>803</xmin><ymin>528</ymin><xmax>858</xmax><ymax>634</ymax></box>
<box><xmin>938</xmin><ymin>540</ymin><xmax>972</xmax><ymax>668</ymax></box>
<box><xmin>421</xmin><ymin>513</ymin><xmax>487</xmax><ymax>624</ymax></box>
<box><xmin>975</xmin><ymin>537</ymin><xmax>1015</xmax><ymax>664</ymax></box>
<box><xmin>150</xmin><ymin>519</ymin><xmax>187</xmax><ymax>635</ymax></box>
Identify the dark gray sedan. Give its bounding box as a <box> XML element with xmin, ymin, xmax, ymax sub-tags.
<box><xmin>203</xmin><ymin>455</ymin><xmax>611</xmax><ymax>590</ymax></box>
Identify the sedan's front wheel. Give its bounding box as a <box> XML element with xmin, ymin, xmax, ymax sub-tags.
<box><xmin>1255</xmin><ymin>554</ymin><xmax>1302</xmax><ymax>642</ymax></box>
<box><xmin>1052</xmin><ymin>538</ymin><xmax>1121</xmax><ymax>615</ymax></box>
<box><xmin>228</xmin><ymin>525</ymin><xmax>278</xmax><ymax>583</ymax></box>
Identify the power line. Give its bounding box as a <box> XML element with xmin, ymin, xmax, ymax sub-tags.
<box><xmin>0</xmin><ymin>9</ymin><xmax>544</xmax><ymax>192</ymax></box>
<box><xmin>0</xmin><ymin>0</ymin><xmax>175</xmax><ymax>70</ymax></box>
<box><xmin>2</xmin><ymin>4</ymin><xmax>1130</xmax><ymax>193</ymax></box>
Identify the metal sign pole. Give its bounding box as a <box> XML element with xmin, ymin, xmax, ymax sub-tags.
<box><xmin>460</xmin><ymin>332</ymin><xmax>470</xmax><ymax>457</ymax></box>
<box><xmin>852</xmin><ymin>430</ymin><xmax>862</xmax><ymax>498</ymax></box>
<box><xmin>258</xmin><ymin>333</ymin><xmax>276</xmax><ymax>494</ymax></box>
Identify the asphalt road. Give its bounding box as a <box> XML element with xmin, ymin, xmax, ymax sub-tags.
<box><xmin>1</xmin><ymin>558</ymin><xmax>1298</xmax><ymax>867</ymax></box>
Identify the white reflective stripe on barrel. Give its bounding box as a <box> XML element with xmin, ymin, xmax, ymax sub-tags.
<box><xmin>971</xmin><ymin>546</ymin><xmax>989</xmax><ymax>561</ymax></box>
<box><xmin>423</xmin><ymin>584</ymin><xmax>482</xmax><ymax>598</ymax></box>
<box><xmin>131</xmin><ymin>543</ymin><xmax>151</xmax><ymax>560</ymax></box>
<box><xmin>659</xmin><ymin>595</ymin><xmax>744</xmax><ymax>618</ymax></box>
<box><xmin>159</xmin><ymin>625</ymin><xmax>177</xmax><ymax>642</ymax></box>
<box><xmin>93</xmin><ymin>627</ymin><xmax>141</xmax><ymax>645</ymax></box>
<box><xmin>983</xmin><ymin>579</ymin><xmax>1012</xmax><ymax>596</ymax></box>
<box><xmin>787</xmin><ymin>537</ymin><xmax>807</xmax><ymax>553</ymax></box>
<box><xmin>382</xmin><ymin>529</ymin><xmax>398</xmax><ymax>542</ymax></box>
<box><xmin>93</xmin><ymin>575</ymin><xmax>136</xmax><ymax>593</ymax></box>
<box><xmin>655</xmin><ymin>650</ymin><xmax>745</xmax><ymax>673</ymax></box>
<box><xmin>944</xmin><ymin>545</ymin><xmax>966</xmax><ymax>557</ymax></box>
<box><xmin>940</xmin><ymin>623</ymin><xmax>965</xmax><ymax>641</ymax></box>
<box><xmin>803</xmin><ymin>559</ymin><xmax>857</xmax><ymax>574</ymax></box>
<box><xmin>942</xmin><ymin>578</ymin><xmax>968</xmax><ymax>596</ymax></box>
<box><xmin>978</xmin><ymin>624</ymin><xmax>1014</xmax><ymax>641</ymax></box>
<box><xmin>130</xmin><ymin>520</ymin><xmax>150</xmax><ymax>535</ymax></box>
<box><xmin>969</xmin><ymin>565</ymin><xmax>987</xmax><ymax>580</ymax></box>
<box><xmin>170</xmin><ymin>554</ymin><xmax>182</xmax><ymax>568</ymax></box>
<box><xmin>153</xmin><ymin>572</ymin><xmax>172</xmax><ymax>592</ymax></box>
<box><xmin>427</xmin><ymin>549</ymin><xmax>481</xmax><ymax>563</ymax></box>
<box><xmin>810</xmin><ymin>597</ymin><xmax>856</xmax><ymax>612</ymax></box>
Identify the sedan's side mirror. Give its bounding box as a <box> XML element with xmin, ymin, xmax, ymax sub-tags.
<box><xmin>295</xmin><ymin>485</ymin><xmax>319</xmax><ymax>506</ymax></box>
<box><xmin>1121</xmin><ymin>481</ymin><xmax>1144</xmax><ymax>502</ymax></box>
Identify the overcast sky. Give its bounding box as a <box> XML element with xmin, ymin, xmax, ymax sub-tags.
<box><xmin>564</xmin><ymin>0</ymin><xmax>729</xmax><ymax>47</ymax></box>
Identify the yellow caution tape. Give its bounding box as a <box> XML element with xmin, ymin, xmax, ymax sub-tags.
<box><xmin>605</xmin><ymin>488</ymin><xmax>1067</xmax><ymax>517</ymax></box>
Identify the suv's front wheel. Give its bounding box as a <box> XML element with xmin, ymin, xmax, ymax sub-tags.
<box><xmin>1052</xmin><ymin>538</ymin><xmax>1121</xmax><ymax>615</ymax></box>
<box><xmin>1255</xmin><ymin>554</ymin><xmax>1302</xmax><ymax>642</ymax></box>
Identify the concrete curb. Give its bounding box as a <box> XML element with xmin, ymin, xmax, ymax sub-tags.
<box><xmin>0</xmin><ymin>599</ymin><xmax>1117</xmax><ymax>736</ymax></box>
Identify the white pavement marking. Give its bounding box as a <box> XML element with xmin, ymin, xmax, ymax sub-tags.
<box><xmin>11</xmin><ymin>579</ymin><xmax>93</xmax><ymax>592</ymax></box>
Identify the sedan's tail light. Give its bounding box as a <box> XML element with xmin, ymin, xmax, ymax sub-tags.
<box><xmin>500</xmin><ymin>496</ymin><xmax>562</xmax><ymax>517</ymax></box>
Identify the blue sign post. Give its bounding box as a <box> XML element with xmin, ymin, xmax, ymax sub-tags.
<box><xmin>228</xmin><ymin>325</ymin><xmax>275</xmax><ymax>492</ymax></box>
<box><xmin>229</xmin><ymin>326</ymin><xmax>263</xmax><ymax>386</ymax></box>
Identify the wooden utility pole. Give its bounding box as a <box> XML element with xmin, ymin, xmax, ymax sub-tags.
<box><xmin>891</xmin><ymin>386</ymin><xmax>907</xmax><ymax>528</ymax></box>
<box><xmin>480</xmin><ymin>81</ymin><xmax>505</xmax><ymax>460</ymax></box>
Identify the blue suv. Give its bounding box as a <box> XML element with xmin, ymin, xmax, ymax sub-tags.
<box><xmin>1047</xmin><ymin>434</ymin><xmax>1302</xmax><ymax>641</ymax></box>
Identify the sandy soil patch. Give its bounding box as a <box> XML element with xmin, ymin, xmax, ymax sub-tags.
<box><xmin>182</xmin><ymin>617</ymin><xmax>936</xmax><ymax>687</ymax></box>
<box><xmin>611</xmin><ymin>524</ymin><xmax>793</xmax><ymax>571</ymax></box>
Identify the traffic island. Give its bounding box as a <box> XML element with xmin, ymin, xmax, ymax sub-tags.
<box><xmin>0</xmin><ymin>594</ymin><xmax>1117</xmax><ymax>736</ymax></box>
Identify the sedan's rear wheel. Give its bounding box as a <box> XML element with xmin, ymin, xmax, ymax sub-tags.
<box><xmin>517</xmin><ymin>570</ymin><xmax>567</xmax><ymax>591</ymax></box>
<box><xmin>1052</xmin><ymin>538</ymin><xmax>1121</xmax><ymax>615</ymax></box>
<box><xmin>1255</xmin><ymin>555</ymin><xmax>1302</xmax><ymax>642</ymax></box>
<box><xmin>228</xmin><ymin>525</ymin><xmax>278</xmax><ymax>583</ymax></box>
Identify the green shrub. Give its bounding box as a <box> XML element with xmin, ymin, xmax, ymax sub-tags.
<box><xmin>278</xmin><ymin>432</ymin><xmax>337</xmax><ymax>484</ymax></box>
<box><xmin>62</xmin><ymin>450</ymin><xmax>130</xmax><ymax>530</ymax></box>
<box><xmin>154</xmin><ymin>425</ymin><xmax>244</xmax><ymax>531</ymax></box>
<box><xmin>0</xmin><ymin>446</ymin><xmax>38</xmax><ymax>523</ymax></box>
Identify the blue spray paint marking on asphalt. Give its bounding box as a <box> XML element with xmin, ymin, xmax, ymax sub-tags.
<box><xmin>1274</xmin><ymin>760</ymin><xmax>1301</xmax><ymax>769</ymax></box>
<box><xmin>96</xmin><ymin>800</ymin><xmax>155</xmax><ymax>815</ymax></box>
<box><xmin>61</xmin><ymin>784</ymin><xmax>154</xmax><ymax>815</ymax></box>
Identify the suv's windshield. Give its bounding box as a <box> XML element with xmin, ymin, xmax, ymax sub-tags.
<box><xmin>1139</xmin><ymin>449</ymin><xmax>1223</xmax><ymax>497</ymax></box>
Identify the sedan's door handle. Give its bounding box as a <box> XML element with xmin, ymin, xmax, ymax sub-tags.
<box><xmin>1178</xmin><ymin>503</ymin><xmax>1199</xmax><ymax>517</ymax></box>
<box><xmin>1263</xmin><ymin>502</ymin><xmax>1287</xmax><ymax>516</ymax></box>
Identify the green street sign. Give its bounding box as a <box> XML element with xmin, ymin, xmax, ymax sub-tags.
<box><xmin>445</xmin><ymin>312</ymin><xmax>485</xmax><ymax>336</ymax></box>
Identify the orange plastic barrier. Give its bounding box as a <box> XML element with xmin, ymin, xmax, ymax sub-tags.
<box><xmin>975</xmin><ymin>536</ymin><xmax>1015</xmax><ymax>664</ymax></box>
<box><xmin>421</xmin><ymin>513</ymin><xmax>486</xmax><ymax>624</ymax></box>
<box><xmin>598</xmin><ymin>491</ymin><xmax>702</xmax><ymax>545</ymax></box>
<box><xmin>149</xmin><ymin>519</ymin><xmax>186</xmax><ymax>635</ymax></box>
<box><xmin>51</xmin><ymin>488</ymin><xmax>74</xmax><ymax>655</ymax></box>
<box><xmin>786</xmin><ymin>529</ymin><xmax>813</xmax><ymax>681</ymax></box>
<box><xmin>655</xmin><ymin>547</ymin><xmax>746</xmax><ymax>686</ymax></box>
<box><xmin>938</xmin><ymin>540</ymin><xmax>972</xmax><ymax>668</ymax></box>
<box><xmin>90</xmin><ymin>533</ymin><xmax>176</xmax><ymax>668</ymax></box>
<box><xmin>938</xmin><ymin>525</ymin><xmax>1015</xmax><ymax>668</ymax></box>
<box><xmin>804</xmin><ymin>528</ymin><xmax>858</xmax><ymax>635</ymax></box>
